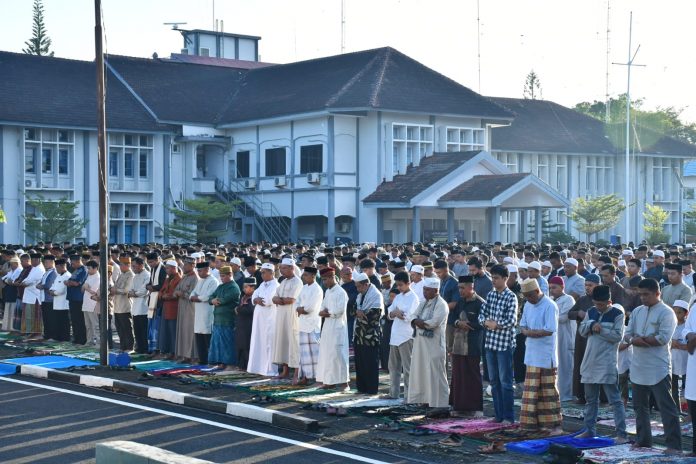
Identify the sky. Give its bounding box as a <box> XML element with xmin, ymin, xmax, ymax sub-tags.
<box><xmin>1</xmin><ymin>0</ymin><xmax>694</xmax><ymax>123</ymax></box>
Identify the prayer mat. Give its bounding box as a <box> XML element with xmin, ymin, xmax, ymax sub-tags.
<box><xmin>606</xmin><ymin>458</ymin><xmax>696</xmax><ymax>464</ymax></box>
<box><xmin>596</xmin><ymin>418</ymin><xmax>690</xmax><ymax>437</ymax></box>
<box><xmin>290</xmin><ymin>390</ymin><xmax>361</xmax><ymax>404</ymax></box>
<box><xmin>1</xmin><ymin>355</ymin><xmax>98</xmax><ymax>369</ymax></box>
<box><xmin>0</xmin><ymin>331</ymin><xmax>23</xmax><ymax>341</ymax></box>
<box><xmin>562</xmin><ymin>404</ymin><xmax>615</xmax><ymax>420</ymax></box>
<box><xmin>0</xmin><ymin>363</ymin><xmax>18</xmax><ymax>376</ymax></box>
<box><xmin>322</xmin><ymin>397</ymin><xmax>403</xmax><ymax>409</ymax></box>
<box><xmin>481</xmin><ymin>427</ymin><xmax>551</xmax><ymax>443</ymax></box>
<box><xmin>420</xmin><ymin>418</ymin><xmax>517</xmax><ymax>436</ymax></box>
<box><xmin>505</xmin><ymin>433</ymin><xmax>614</xmax><ymax>455</ymax></box>
<box><xmin>581</xmin><ymin>444</ymin><xmax>664</xmax><ymax>463</ymax></box>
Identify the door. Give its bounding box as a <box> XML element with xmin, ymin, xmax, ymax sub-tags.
<box><xmin>124</xmin><ymin>225</ymin><xmax>133</xmax><ymax>244</ymax></box>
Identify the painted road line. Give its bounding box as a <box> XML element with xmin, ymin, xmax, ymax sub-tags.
<box><xmin>0</xmin><ymin>376</ymin><xmax>391</xmax><ymax>464</ymax></box>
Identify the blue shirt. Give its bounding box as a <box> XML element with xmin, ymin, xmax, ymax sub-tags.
<box><xmin>41</xmin><ymin>268</ymin><xmax>57</xmax><ymax>303</ymax></box>
<box><xmin>440</xmin><ymin>275</ymin><xmax>461</xmax><ymax>325</ymax></box>
<box><xmin>520</xmin><ymin>295</ymin><xmax>559</xmax><ymax>368</ymax></box>
<box><xmin>66</xmin><ymin>265</ymin><xmax>87</xmax><ymax>302</ymax></box>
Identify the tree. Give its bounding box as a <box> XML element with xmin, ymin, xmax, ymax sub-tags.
<box><xmin>566</xmin><ymin>194</ymin><xmax>626</xmax><ymax>242</ymax></box>
<box><xmin>523</xmin><ymin>70</ymin><xmax>543</xmax><ymax>100</ymax></box>
<box><xmin>643</xmin><ymin>203</ymin><xmax>670</xmax><ymax>245</ymax></box>
<box><xmin>574</xmin><ymin>94</ymin><xmax>696</xmax><ymax>146</ymax></box>
<box><xmin>166</xmin><ymin>198</ymin><xmax>237</xmax><ymax>243</ymax></box>
<box><xmin>23</xmin><ymin>0</ymin><xmax>54</xmax><ymax>57</ymax></box>
<box><xmin>0</xmin><ymin>206</ymin><xmax>6</xmax><ymax>223</ymax></box>
<box><xmin>23</xmin><ymin>195</ymin><xmax>88</xmax><ymax>243</ymax></box>
<box><xmin>684</xmin><ymin>203</ymin><xmax>696</xmax><ymax>240</ymax></box>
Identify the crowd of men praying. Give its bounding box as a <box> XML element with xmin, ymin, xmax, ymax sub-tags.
<box><xmin>1</xmin><ymin>240</ymin><xmax>696</xmax><ymax>455</ymax></box>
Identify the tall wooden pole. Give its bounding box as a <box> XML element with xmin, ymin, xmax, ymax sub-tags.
<box><xmin>95</xmin><ymin>0</ymin><xmax>109</xmax><ymax>366</ymax></box>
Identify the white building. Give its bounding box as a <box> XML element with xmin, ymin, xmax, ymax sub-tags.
<box><xmin>1</xmin><ymin>30</ymin><xmax>694</xmax><ymax>245</ymax></box>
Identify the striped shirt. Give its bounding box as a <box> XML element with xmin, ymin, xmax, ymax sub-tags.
<box><xmin>479</xmin><ymin>287</ymin><xmax>518</xmax><ymax>351</ymax></box>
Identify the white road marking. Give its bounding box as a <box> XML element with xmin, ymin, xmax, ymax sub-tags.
<box><xmin>0</xmin><ymin>376</ymin><xmax>390</xmax><ymax>464</ymax></box>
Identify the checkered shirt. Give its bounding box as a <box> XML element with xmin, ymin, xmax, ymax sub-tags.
<box><xmin>479</xmin><ymin>287</ymin><xmax>518</xmax><ymax>351</ymax></box>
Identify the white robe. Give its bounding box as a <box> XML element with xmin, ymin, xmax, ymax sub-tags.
<box><xmin>316</xmin><ymin>284</ymin><xmax>350</xmax><ymax>385</ymax></box>
<box><xmin>272</xmin><ymin>276</ymin><xmax>303</xmax><ymax>368</ymax></box>
<box><xmin>297</xmin><ymin>282</ymin><xmax>323</xmax><ymax>334</ymax></box>
<box><xmin>407</xmin><ymin>295</ymin><xmax>449</xmax><ymax>408</ymax></box>
<box><xmin>190</xmin><ymin>275</ymin><xmax>219</xmax><ymax>334</ymax></box>
<box><xmin>555</xmin><ymin>293</ymin><xmax>576</xmax><ymax>401</ymax></box>
<box><xmin>247</xmin><ymin>278</ymin><xmax>279</xmax><ymax>376</ymax></box>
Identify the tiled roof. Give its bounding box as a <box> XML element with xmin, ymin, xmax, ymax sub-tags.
<box><xmin>438</xmin><ymin>173</ymin><xmax>531</xmax><ymax>202</ymax></box>
<box><xmin>362</xmin><ymin>151</ymin><xmax>481</xmax><ymax>203</ymax></box>
<box><xmin>106</xmin><ymin>54</ymin><xmax>245</xmax><ymax>125</ymax></box>
<box><xmin>0</xmin><ymin>51</ymin><xmax>166</xmax><ymax>132</ymax></box>
<box><xmin>489</xmin><ymin>97</ymin><xmax>696</xmax><ymax>156</ymax></box>
<box><xmin>217</xmin><ymin>47</ymin><xmax>513</xmax><ymax>125</ymax></box>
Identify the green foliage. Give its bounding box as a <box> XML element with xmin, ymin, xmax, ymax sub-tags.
<box><xmin>23</xmin><ymin>195</ymin><xmax>88</xmax><ymax>243</ymax></box>
<box><xmin>23</xmin><ymin>0</ymin><xmax>54</xmax><ymax>57</ymax></box>
<box><xmin>523</xmin><ymin>70</ymin><xmax>542</xmax><ymax>100</ymax></box>
<box><xmin>574</xmin><ymin>94</ymin><xmax>696</xmax><ymax>146</ymax></box>
<box><xmin>544</xmin><ymin>229</ymin><xmax>577</xmax><ymax>244</ymax></box>
<box><xmin>527</xmin><ymin>210</ymin><xmax>575</xmax><ymax>243</ymax></box>
<box><xmin>566</xmin><ymin>194</ymin><xmax>626</xmax><ymax>242</ymax></box>
<box><xmin>684</xmin><ymin>203</ymin><xmax>696</xmax><ymax>240</ymax></box>
<box><xmin>643</xmin><ymin>203</ymin><xmax>670</xmax><ymax>244</ymax></box>
<box><xmin>0</xmin><ymin>207</ymin><xmax>6</xmax><ymax>223</ymax></box>
<box><xmin>166</xmin><ymin>198</ymin><xmax>237</xmax><ymax>243</ymax></box>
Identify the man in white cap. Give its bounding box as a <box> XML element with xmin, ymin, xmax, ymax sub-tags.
<box><xmin>527</xmin><ymin>261</ymin><xmax>549</xmax><ymax>296</ymax></box>
<box><xmin>519</xmin><ymin>278</ymin><xmax>562</xmax><ymax>434</ymax></box>
<box><xmin>409</xmin><ymin>265</ymin><xmax>425</xmax><ymax>301</ymax></box>
<box><xmin>541</xmin><ymin>261</ymin><xmax>552</xmax><ymax>280</ymax></box>
<box><xmin>316</xmin><ymin>267</ymin><xmax>350</xmax><ymax>390</ymax></box>
<box><xmin>645</xmin><ymin>250</ymin><xmax>666</xmax><ymax>282</ymax></box>
<box><xmin>271</xmin><ymin>258</ymin><xmax>303</xmax><ymax>378</ymax></box>
<box><xmin>408</xmin><ymin>277</ymin><xmax>449</xmax><ymax>410</ymax></box>
<box><xmin>563</xmin><ymin>258</ymin><xmax>586</xmax><ymax>301</ymax></box>
<box><xmin>352</xmin><ymin>272</ymin><xmax>384</xmax><ymax>394</ymax></box>
<box><xmin>247</xmin><ymin>263</ymin><xmax>279</xmax><ymax>376</ymax></box>
<box><xmin>294</xmin><ymin>266</ymin><xmax>323</xmax><ymax>385</ymax></box>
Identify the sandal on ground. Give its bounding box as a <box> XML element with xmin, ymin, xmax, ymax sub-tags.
<box><xmin>439</xmin><ymin>434</ymin><xmax>462</xmax><ymax>446</ymax></box>
<box><xmin>336</xmin><ymin>407</ymin><xmax>348</xmax><ymax>417</ymax></box>
<box><xmin>374</xmin><ymin>421</ymin><xmax>400</xmax><ymax>431</ymax></box>
<box><xmin>326</xmin><ymin>406</ymin><xmax>338</xmax><ymax>415</ymax></box>
<box><xmin>408</xmin><ymin>427</ymin><xmax>438</xmax><ymax>436</ymax></box>
<box><xmin>479</xmin><ymin>441</ymin><xmax>506</xmax><ymax>454</ymax></box>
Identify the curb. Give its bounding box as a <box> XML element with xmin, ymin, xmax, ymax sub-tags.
<box><xmin>12</xmin><ymin>364</ymin><xmax>319</xmax><ymax>432</ymax></box>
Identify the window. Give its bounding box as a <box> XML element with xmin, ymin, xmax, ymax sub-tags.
<box><xmin>124</xmin><ymin>134</ymin><xmax>134</xmax><ymax>146</ymax></box>
<box><xmin>139</xmin><ymin>224</ymin><xmax>148</xmax><ymax>242</ymax></box>
<box><xmin>58</xmin><ymin>130</ymin><xmax>69</xmax><ymax>142</ymax></box>
<box><xmin>139</xmin><ymin>135</ymin><xmax>149</xmax><ymax>147</ymax></box>
<box><xmin>139</xmin><ymin>204</ymin><xmax>149</xmax><ymax>218</ymax></box>
<box><xmin>124</xmin><ymin>152</ymin><xmax>134</xmax><ymax>177</ymax></box>
<box><xmin>24</xmin><ymin>128</ymin><xmax>36</xmax><ymax>140</ymax></box>
<box><xmin>109</xmin><ymin>151</ymin><xmax>119</xmax><ymax>177</ymax></box>
<box><xmin>139</xmin><ymin>152</ymin><xmax>148</xmax><ymax>177</ymax></box>
<box><xmin>109</xmin><ymin>224</ymin><xmax>119</xmax><ymax>242</ymax></box>
<box><xmin>58</xmin><ymin>149</ymin><xmax>69</xmax><ymax>174</ymax></box>
<box><xmin>300</xmin><ymin>144</ymin><xmax>323</xmax><ymax>173</ymax></box>
<box><xmin>25</xmin><ymin>148</ymin><xmax>36</xmax><ymax>173</ymax></box>
<box><xmin>236</xmin><ymin>151</ymin><xmax>250</xmax><ymax>178</ymax></box>
<box><xmin>265</xmin><ymin>148</ymin><xmax>286</xmax><ymax>176</ymax></box>
<box><xmin>42</xmin><ymin>148</ymin><xmax>52</xmax><ymax>173</ymax></box>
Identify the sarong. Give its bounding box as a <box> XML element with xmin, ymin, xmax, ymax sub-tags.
<box><xmin>147</xmin><ymin>307</ymin><xmax>161</xmax><ymax>352</ymax></box>
<box><xmin>208</xmin><ymin>325</ymin><xmax>236</xmax><ymax>365</ymax></box>
<box><xmin>298</xmin><ymin>331</ymin><xmax>320</xmax><ymax>379</ymax></box>
<box><xmin>450</xmin><ymin>354</ymin><xmax>483</xmax><ymax>412</ymax></box>
<box><xmin>520</xmin><ymin>366</ymin><xmax>562</xmax><ymax>429</ymax></box>
<box><xmin>20</xmin><ymin>302</ymin><xmax>43</xmax><ymax>335</ymax></box>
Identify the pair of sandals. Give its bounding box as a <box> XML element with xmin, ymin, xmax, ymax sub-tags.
<box><xmin>250</xmin><ymin>395</ymin><xmax>274</xmax><ymax>403</ymax></box>
<box><xmin>326</xmin><ymin>406</ymin><xmax>347</xmax><ymax>416</ymax></box>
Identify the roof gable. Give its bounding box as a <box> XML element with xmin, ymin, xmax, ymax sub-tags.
<box><xmin>0</xmin><ymin>51</ymin><xmax>166</xmax><ymax>132</ymax></box>
<box><xmin>438</xmin><ymin>173</ymin><xmax>531</xmax><ymax>201</ymax></box>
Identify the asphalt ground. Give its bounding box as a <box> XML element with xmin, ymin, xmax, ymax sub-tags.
<box><xmin>0</xmin><ymin>375</ymin><xmax>413</xmax><ymax>464</ymax></box>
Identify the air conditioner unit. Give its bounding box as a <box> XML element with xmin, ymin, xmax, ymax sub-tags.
<box><xmin>307</xmin><ymin>173</ymin><xmax>321</xmax><ymax>185</ymax></box>
<box><xmin>199</xmin><ymin>47</ymin><xmax>210</xmax><ymax>57</ymax></box>
<box><xmin>180</xmin><ymin>48</ymin><xmax>189</xmax><ymax>55</ymax></box>
<box><xmin>24</xmin><ymin>179</ymin><xmax>34</xmax><ymax>188</ymax></box>
<box><xmin>243</xmin><ymin>179</ymin><xmax>256</xmax><ymax>189</ymax></box>
<box><xmin>274</xmin><ymin>176</ymin><xmax>287</xmax><ymax>188</ymax></box>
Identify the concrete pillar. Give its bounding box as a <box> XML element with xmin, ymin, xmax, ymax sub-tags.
<box><xmin>290</xmin><ymin>216</ymin><xmax>298</xmax><ymax>242</ymax></box>
<box><xmin>327</xmin><ymin>116</ymin><xmax>336</xmax><ymax>244</ymax></box>
<box><xmin>490</xmin><ymin>206</ymin><xmax>501</xmax><ymax>242</ymax></box>
<box><xmin>534</xmin><ymin>206</ymin><xmax>543</xmax><ymax>244</ymax></box>
<box><xmin>447</xmin><ymin>208</ymin><xmax>455</xmax><ymax>242</ymax></box>
<box><xmin>520</xmin><ymin>209</ymin><xmax>527</xmax><ymax>243</ymax></box>
<box><xmin>412</xmin><ymin>206</ymin><xmax>421</xmax><ymax>243</ymax></box>
<box><xmin>377</xmin><ymin>208</ymin><xmax>384</xmax><ymax>243</ymax></box>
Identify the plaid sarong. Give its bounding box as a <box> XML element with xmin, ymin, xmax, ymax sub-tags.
<box><xmin>20</xmin><ymin>302</ymin><xmax>43</xmax><ymax>335</ymax></box>
<box><xmin>298</xmin><ymin>331</ymin><xmax>320</xmax><ymax>380</ymax></box>
<box><xmin>520</xmin><ymin>366</ymin><xmax>561</xmax><ymax>429</ymax></box>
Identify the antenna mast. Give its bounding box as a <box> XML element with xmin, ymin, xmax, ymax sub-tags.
<box><xmin>341</xmin><ymin>0</ymin><xmax>346</xmax><ymax>53</ymax></box>
<box><xmin>477</xmin><ymin>0</ymin><xmax>482</xmax><ymax>93</ymax></box>
<box><xmin>605</xmin><ymin>0</ymin><xmax>611</xmax><ymax>122</ymax></box>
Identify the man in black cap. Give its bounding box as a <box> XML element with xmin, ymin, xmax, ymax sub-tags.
<box><xmin>449</xmin><ymin>275</ymin><xmax>485</xmax><ymax>416</ymax></box>
<box><xmin>37</xmin><ymin>255</ymin><xmax>57</xmax><ymax>340</ymax></box>
<box><xmin>235</xmin><ymin>277</ymin><xmax>257</xmax><ymax>370</ymax></box>
<box><xmin>65</xmin><ymin>254</ymin><xmax>88</xmax><ymax>344</ymax></box>
<box><xmin>662</xmin><ymin>262</ymin><xmax>692</xmax><ymax>307</ymax></box>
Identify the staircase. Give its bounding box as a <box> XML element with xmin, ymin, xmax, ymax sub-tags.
<box><xmin>214</xmin><ymin>178</ymin><xmax>291</xmax><ymax>243</ymax></box>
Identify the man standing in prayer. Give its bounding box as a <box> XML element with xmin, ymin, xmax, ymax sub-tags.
<box><xmin>577</xmin><ymin>285</ymin><xmax>628</xmax><ymax>443</ymax></box>
<box><xmin>409</xmin><ymin>265</ymin><xmax>425</xmax><ymax>301</ymax></box>
<box><xmin>563</xmin><ymin>258</ymin><xmax>586</xmax><ymax>301</ymax></box>
<box><xmin>247</xmin><ymin>263</ymin><xmax>279</xmax><ymax>376</ymax></box>
<box><xmin>174</xmin><ymin>257</ymin><xmax>199</xmax><ymax>363</ymax></box>
<box><xmin>662</xmin><ymin>262</ymin><xmax>693</xmax><ymax>307</ymax></box>
<box><xmin>190</xmin><ymin>261</ymin><xmax>219</xmax><ymax>365</ymax></box>
<box><xmin>479</xmin><ymin>264</ymin><xmax>518</xmax><ymax>423</ymax></box>
<box><xmin>65</xmin><ymin>254</ymin><xmax>88</xmax><ymax>344</ymax></box>
<box><xmin>519</xmin><ymin>278</ymin><xmax>563</xmax><ymax>434</ymax></box>
<box><xmin>295</xmin><ymin>266</ymin><xmax>323</xmax><ymax>385</ymax></box>
<box><xmin>20</xmin><ymin>253</ymin><xmax>44</xmax><ymax>336</ymax></box>
<box><xmin>158</xmin><ymin>260</ymin><xmax>181</xmax><ymax>359</ymax></box>
<box><xmin>272</xmin><ymin>258</ymin><xmax>303</xmax><ymax>378</ymax></box>
<box><xmin>129</xmin><ymin>257</ymin><xmax>151</xmax><ymax>354</ymax></box>
<box><xmin>317</xmin><ymin>267</ymin><xmax>350</xmax><ymax>389</ymax></box>
<box><xmin>111</xmin><ymin>257</ymin><xmax>135</xmax><ymax>352</ymax></box>
<box><xmin>235</xmin><ymin>277</ymin><xmax>257</xmax><ymax>370</ymax></box>
<box><xmin>387</xmin><ymin>271</ymin><xmax>418</xmax><ymax>399</ymax></box>
<box><xmin>146</xmin><ymin>252</ymin><xmax>166</xmax><ymax>354</ymax></box>
<box><xmin>49</xmin><ymin>258</ymin><xmax>71</xmax><ymax>341</ymax></box>
<box><xmin>209</xmin><ymin>265</ymin><xmax>241</xmax><ymax>369</ymax></box>
<box><xmin>549</xmin><ymin>275</ymin><xmax>576</xmax><ymax>402</ymax></box>
<box><xmin>352</xmin><ymin>272</ymin><xmax>383</xmax><ymax>394</ymax></box>
<box><xmin>408</xmin><ymin>277</ymin><xmax>449</xmax><ymax>409</ymax></box>
<box><xmin>81</xmin><ymin>260</ymin><xmax>101</xmax><ymax>346</ymax></box>
<box><xmin>568</xmin><ymin>273</ymin><xmax>601</xmax><ymax>404</ymax></box>
<box><xmin>38</xmin><ymin>255</ymin><xmax>57</xmax><ymax>340</ymax></box>
<box><xmin>624</xmin><ymin>278</ymin><xmax>682</xmax><ymax>454</ymax></box>
<box><xmin>450</xmin><ymin>275</ymin><xmax>485</xmax><ymax>416</ymax></box>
